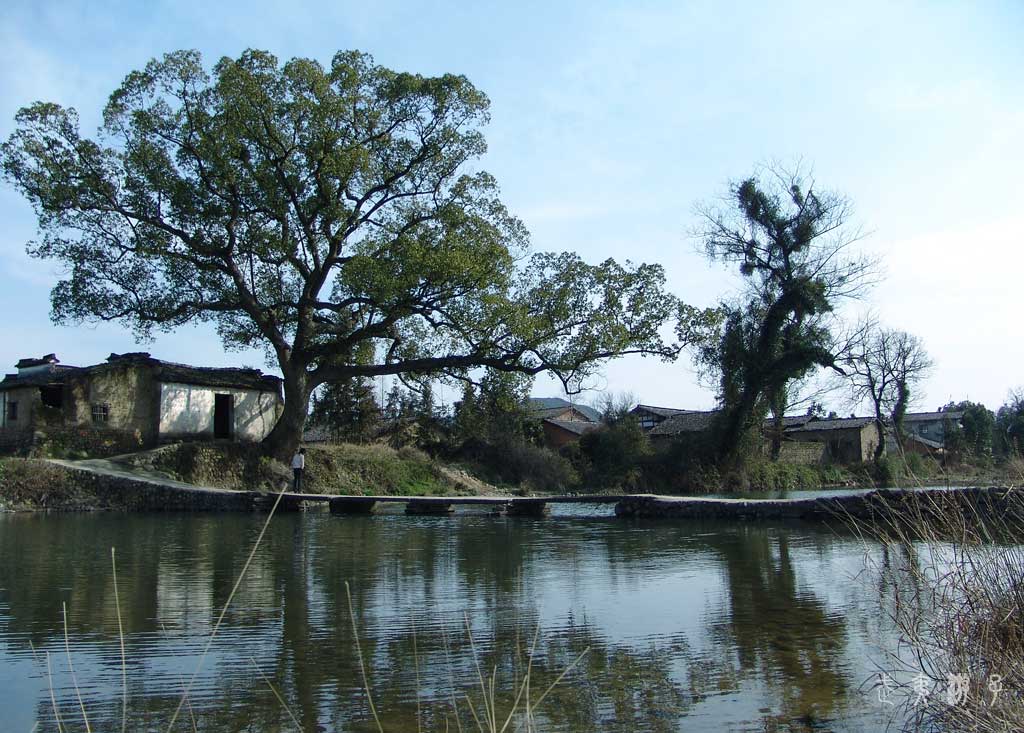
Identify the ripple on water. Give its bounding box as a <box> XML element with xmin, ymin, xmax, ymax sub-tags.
<box><xmin>0</xmin><ymin>511</ymin><xmax>905</xmax><ymax>732</ymax></box>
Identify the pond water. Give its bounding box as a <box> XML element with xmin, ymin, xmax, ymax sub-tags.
<box><xmin>0</xmin><ymin>510</ymin><xmax>911</xmax><ymax>732</ymax></box>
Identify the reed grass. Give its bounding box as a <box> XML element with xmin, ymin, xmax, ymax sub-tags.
<box><xmin>841</xmin><ymin>457</ymin><xmax>1024</xmax><ymax>733</ymax></box>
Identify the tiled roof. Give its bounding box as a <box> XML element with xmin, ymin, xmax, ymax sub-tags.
<box><xmin>1</xmin><ymin>353</ymin><xmax>281</xmax><ymax>392</ymax></box>
<box><xmin>543</xmin><ymin>418</ymin><xmax>602</xmax><ymax>436</ymax></box>
<box><xmin>0</xmin><ymin>365</ymin><xmax>81</xmax><ymax>390</ymax></box>
<box><xmin>527</xmin><ymin>397</ymin><xmax>600</xmax><ymax>422</ymax></box>
<box><xmin>649</xmin><ymin>410</ymin><xmax>720</xmax><ymax>435</ymax></box>
<box><xmin>631</xmin><ymin>404</ymin><xmax>692</xmax><ymax>418</ymax></box>
<box><xmin>15</xmin><ymin>354</ymin><xmax>58</xmax><ymax>369</ymax></box>
<box><xmin>785</xmin><ymin>416</ymin><xmax>876</xmax><ymax>432</ymax></box>
<box><xmin>642</xmin><ymin>410</ymin><xmax>882</xmax><ymax>437</ymax></box>
<box><xmin>101</xmin><ymin>352</ymin><xmax>282</xmax><ymax>390</ymax></box>
<box><xmin>907</xmin><ymin>433</ymin><xmax>944</xmax><ymax>450</ymax></box>
<box><xmin>902</xmin><ymin>411</ymin><xmax>965</xmax><ymax>423</ymax></box>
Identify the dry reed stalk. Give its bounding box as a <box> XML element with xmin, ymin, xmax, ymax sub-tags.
<box><xmin>62</xmin><ymin>602</ymin><xmax>92</xmax><ymax>733</ymax></box>
<box><xmin>111</xmin><ymin>548</ymin><xmax>127</xmax><ymax>733</ymax></box>
<box><xmin>45</xmin><ymin>651</ymin><xmax>64</xmax><ymax>733</ymax></box>
<box><xmin>251</xmin><ymin>657</ymin><xmax>303</xmax><ymax>732</ymax></box>
<box><xmin>843</xmin><ymin>484</ymin><xmax>1024</xmax><ymax>732</ymax></box>
<box><xmin>345</xmin><ymin>581</ymin><xmax>384</xmax><ymax>733</ymax></box>
<box><xmin>166</xmin><ymin>484</ymin><xmax>289</xmax><ymax>732</ymax></box>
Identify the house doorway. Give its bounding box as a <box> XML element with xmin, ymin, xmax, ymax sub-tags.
<box><xmin>214</xmin><ymin>394</ymin><xmax>233</xmax><ymax>439</ymax></box>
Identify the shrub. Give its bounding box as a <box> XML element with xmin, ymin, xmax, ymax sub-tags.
<box><xmin>577</xmin><ymin>421</ymin><xmax>650</xmax><ymax>490</ymax></box>
<box><xmin>495</xmin><ymin>440</ymin><xmax>578</xmax><ymax>493</ymax></box>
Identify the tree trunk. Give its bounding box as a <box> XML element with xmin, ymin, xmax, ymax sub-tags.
<box><xmin>892</xmin><ymin>383</ymin><xmax>910</xmax><ymax>451</ymax></box>
<box><xmin>873</xmin><ymin>418</ymin><xmax>886</xmax><ymax>462</ymax></box>
<box><xmin>261</xmin><ymin>368</ymin><xmax>312</xmax><ymax>461</ymax></box>
<box><xmin>769</xmin><ymin>414</ymin><xmax>784</xmax><ymax>461</ymax></box>
<box><xmin>716</xmin><ymin>392</ymin><xmax>761</xmax><ymax>465</ymax></box>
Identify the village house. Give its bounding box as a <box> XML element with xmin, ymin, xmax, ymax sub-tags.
<box><xmin>885</xmin><ymin>410</ymin><xmax>965</xmax><ymax>454</ymax></box>
<box><xmin>780</xmin><ymin>416</ymin><xmax>880</xmax><ymax>464</ymax></box>
<box><xmin>527</xmin><ymin>397</ymin><xmax>600</xmax><ymax>423</ymax></box>
<box><xmin>647</xmin><ymin>409</ymin><xmax>720</xmax><ymax>439</ymax></box>
<box><xmin>0</xmin><ymin>352</ymin><xmax>283</xmax><ymax>452</ymax></box>
<box><xmin>629</xmin><ymin>404</ymin><xmax>694</xmax><ymax>432</ymax></box>
<box><xmin>648</xmin><ymin>408</ymin><xmax>881</xmax><ymax>464</ymax></box>
<box><xmin>527</xmin><ymin>397</ymin><xmax>602</xmax><ymax>448</ymax></box>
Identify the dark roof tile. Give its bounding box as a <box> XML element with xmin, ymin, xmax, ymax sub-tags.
<box><xmin>649</xmin><ymin>410</ymin><xmax>720</xmax><ymax>435</ymax></box>
<box><xmin>543</xmin><ymin>418</ymin><xmax>602</xmax><ymax>436</ymax></box>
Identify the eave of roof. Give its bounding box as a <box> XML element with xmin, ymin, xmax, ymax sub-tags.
<box><xmin>785</xmin><ymin>417</ymin><xmax>876</xmax><ymax>432</ymax></box>
<box><xmin>0</xmin><ymin>365</ymin><xmax>82</xmax><ymax>390</ymax></box>
<box><xmin>648</xmin><ymin>410</ymin><xmax>720</xmax><ymax>435</ymax></box>
<box><xmin>632</xmin><ymin>404</ymin><xmax>692</xmax><ymax>418</ymax></box>
<box><xmin>543</xmin><ymin>418</ymin><xmax>602</xmax><ymax>435</ymax></box>
<box><xmin>902</xmin><ymin>411</ymin><xmax>965</xmax><ymax>422</ymax></box>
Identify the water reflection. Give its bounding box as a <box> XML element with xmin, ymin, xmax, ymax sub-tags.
<box><xmin>0</xmin><ymin>512</ymin><xmax>898</xmax><ymax>732</ymax></box>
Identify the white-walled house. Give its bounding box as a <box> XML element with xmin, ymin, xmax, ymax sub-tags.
<box><xmin>0</xmin><ymin>352</ymin><xmax>283</xmax><ymax>450</ymax></box>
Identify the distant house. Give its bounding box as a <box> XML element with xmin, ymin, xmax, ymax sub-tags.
<box><xmin>526</xmin><ymin>397</ymin><xmax>600</xmax><ymax>448</ymax></box>
<box><xmin>886</xmin><ymin>410</ymin><xmax>964</xmax><ymax>454</ymax></box>
<box><xmin>648</xmin><ymin>408</ymin><xmax>880</xmax><ymax>464</ymax></box>
<box><xmin>629</xmin><ymin>404</ymin><xmax>694</xmax><ymax>432</ymax></box>
<box><xmin>648</xmin><ymin>409</ymin><xmax>720</xmax><ymax>439</ymax></box>
<box><xmin>0</xmin><ymin>352</ymin><xmax>283</xmax><ymax>451</ymax></box>
<box><xmin>782</xmin><ymin>416</ymin><xmax>880</xmax><ymax>464</ymax></box>
<box><xmin>541</xmin><ymin>418</ymin><xmax>602</xmax><ymax>449</ymax></box>
<box><xmin>526</xmin><ymin>397</ymin><xmax>600</xmax><ymax>423</ymax></box>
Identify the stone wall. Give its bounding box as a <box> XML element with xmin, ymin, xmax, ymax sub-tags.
<box><xmin>776</xmin><ymin>441</ymin><xmax>826</xmax><ymax>465</ymax></box>
<box><xmin>17</xmin><ymin>461</ymin><xmax>271</xmax><ymax>512</ymax></box>
<box><xmin>65</xmin><ymin>363</ymin><xmax>160</xmax><ymax>444</ymax></box>
<box><xmin>614</xmin><ymin>486</ymin><xmax>1020</xmax><ymax>523</ymax></box>
<box><xmin>786</xmin><ymin>425</ymin><xmax>878</xmax><ymax>463</ymax></box>
<box><xmin>31</xmin><ymin>425</ymin><xmax>145</xmax><ymax>458</ymax></box>
<box><xmin>0</xmin><ymin>386</ymin><xmax>44</xmax><ymax>431</ymax></box>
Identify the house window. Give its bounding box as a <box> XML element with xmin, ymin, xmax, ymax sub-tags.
<box><xmin>91</xmin><ymin>403</ymin><xmax>110</xmax><ymax>424</ymax></box>
<box><xmin>6</xmin><ymin>401</ymin><xmax>17</xmax><ymax>421</ymax></box>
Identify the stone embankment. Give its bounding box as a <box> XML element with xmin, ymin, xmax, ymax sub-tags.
<box><xmin>22</xmin><ymin>459</ymin><xmax>298</xmax><ymax>512</ymax></box>
<box><xmin>614</xmin><ymin>486</ymin><xmax>1021</xmax><ymax>522</ymax></box>
<box><xmin>3</xmin><ymin>457</ymin><xmax>1017</xmax><ymax>522</ymax></box>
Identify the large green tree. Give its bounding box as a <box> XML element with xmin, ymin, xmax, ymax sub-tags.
<box><xmin>995</xmin><ymin>390</ymin><xmax>1024</xmax><ymax>458</ymax></box>
<box><xmin>2</xmin><ymin>49</ymin><xmax>693</xmax><ymax>458</ymax></box>
<box><xmin>942</xmin><ymin>400</ymin><xmax>995</xmax><ymax>461</ymax></box>
<box><xmin>696</xmin><ymin>167</ymin><xmax>878</xmax><ymax>461</ymax></box>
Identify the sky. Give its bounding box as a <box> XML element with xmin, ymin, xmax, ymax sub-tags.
<box><xmin>1</xmin><ymin>0</ymin><xmax>1022</xmax><ymax>413</ymax></box>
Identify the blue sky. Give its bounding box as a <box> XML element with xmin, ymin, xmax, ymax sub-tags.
<box><xmin>2</xmin><ymin>0</ymin><xmax>1022</xmax><ymax>412</ymax></box>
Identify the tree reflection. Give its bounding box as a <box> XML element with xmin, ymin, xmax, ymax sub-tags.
<box><xmin>0</xmin><ymin>512</ymin><xmax>861</xmax><ymax>732</ymax></box>
<box><xmin>706</xmin><ymin>524</ymin><xmax>850</xmax><ymax>730</ymax></box>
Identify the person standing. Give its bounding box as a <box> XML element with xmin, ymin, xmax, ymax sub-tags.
<box><xmin>291</xmin><ymin>447</ymin><xmax>306</xmax><ymax>492</ymax></box>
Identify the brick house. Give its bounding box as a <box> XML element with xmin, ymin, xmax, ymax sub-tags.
<box><xmin>0</xmin><ymin>352</ymin><xmax>283</xmax><ymax>451</ymax></box>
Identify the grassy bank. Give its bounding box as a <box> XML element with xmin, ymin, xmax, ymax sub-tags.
<box><xmin>115</xmin><ymin>441</ymin><xmax>500</xmax><ymax>497</ymax></box>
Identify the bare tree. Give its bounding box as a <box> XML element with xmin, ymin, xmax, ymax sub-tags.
<box><xmin>589</xmin><ymin>390</ymin><xmax>639</xmax><ymax>423</ymax></box>
<box><xmin>843</xmin><ymin>317</ymin><xmax>934</xmax><ymax>460</ymax></box>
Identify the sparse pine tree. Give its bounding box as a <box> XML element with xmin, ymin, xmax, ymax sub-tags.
<box><xmin>311</xmin><ymin>378</ymin><xmax>380</xmax><ymax>443</ymax></box>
